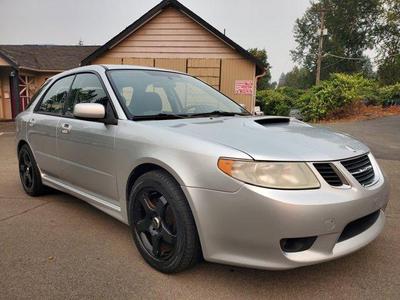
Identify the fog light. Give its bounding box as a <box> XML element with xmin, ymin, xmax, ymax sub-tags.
<box><xmin>280</xmin><ymin>236</ymin><xmax>317</xmax><ymax>252</ymax></box>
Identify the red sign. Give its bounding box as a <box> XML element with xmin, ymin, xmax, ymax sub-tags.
<box><xmin>234</xmin><ymin>80</ymin><xmax>254</xmax><ymax>95</ymax></box>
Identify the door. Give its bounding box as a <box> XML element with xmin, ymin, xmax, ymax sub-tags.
<box><xmin>27</xmin><ymin>75</ymin><xmax>74</xmax><ymax>178</ymax></box>
<box><xmin>56</xmin><ymin>73</ymin><xmax>118</xmax><ymax>204</ymax></box>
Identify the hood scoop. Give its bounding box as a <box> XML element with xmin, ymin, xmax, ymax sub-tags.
<box><xmin>254</xmin><ymin>117</ymin><xmax>290</xmax><ymax>126</ymax></box>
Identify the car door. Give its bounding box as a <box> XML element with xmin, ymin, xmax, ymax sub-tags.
<box><xmin>56</xmin><ymin>72</ymin><xmax>119</xmax><ymax>205</ymax></box>
<box><xmin>27</xmin><ymin>75</ymin><xmax>75</xmax><ymax>178</ymax></box>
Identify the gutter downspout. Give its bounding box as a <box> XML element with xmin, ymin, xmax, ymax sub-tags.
<box><xmin>252</xmin><ymin>68</ymin><xmax>267</xmax><ymax>115</ymax></box>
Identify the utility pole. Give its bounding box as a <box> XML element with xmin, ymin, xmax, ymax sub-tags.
<box><xmin>316</xmin><ymin>8</ymin><xmax>328</xmax><ymax>85</ymax></box>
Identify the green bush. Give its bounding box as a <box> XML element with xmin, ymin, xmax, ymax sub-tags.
<box><xmin>297</xmin><ymin>73</ymin><xmax>377</xmax><ymax>121</ymax></box>
<box><xmin>256</xmin><ymin>87</ymin><xmax>304</xmax><ymax>116</ymax></box>
<box><xmin>379</xmin><ymin>83</ymin><xmax>400</xmax><ymax>106</ymax></box>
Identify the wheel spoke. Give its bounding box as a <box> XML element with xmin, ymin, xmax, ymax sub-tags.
<box><xmin>155</xmin><ymin>196</ymin><xmax>168</xmax><ymax>217</ymax></box>
<box><xmin>136</xmin><ymin>218</ymin><xmax>151</xmax><ymax>233</ymax></box>
<box><xmin>26</xmin><ymin>173</ymin><xmax>33</xmax><ymax>186</ymax></box>
<box><xmin>23</xmin><ymin>174</ymin><xmax>30</xmax><ymax>186</ymax></box>
<box><xmin>23</xmin><ymin>152</ymin><xmax>30</xmax><ymax>166</ymax></box>
<box><xmin>160</xmin><ymin>224</ymin><xmax>176</xmax><ymax>245</ymax></box>
<box><xmin>139</xmin><ymin>193</ymin><xmax>155</xmax><ymax>216</ymax></box>
<box><xmin>151</xmin><ymin>234</ymin><xmax>161</xmax><ymax>257</ymax></box>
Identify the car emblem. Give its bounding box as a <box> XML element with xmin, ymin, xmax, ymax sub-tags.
<box><xmin>345</xmin><ymin>145</ymin><xmax>357</xmax><ymax>152</ymax></box>
<box><xmin>351</xmin><ymin>165</ymin><xmax>373</xmax><ymax>175</ymax></box>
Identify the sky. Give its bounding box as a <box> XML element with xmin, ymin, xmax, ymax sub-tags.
<box><xmin>0</xmin><ymin>0</ymin><xmax>311</xmax><ymax>81</ymax></box>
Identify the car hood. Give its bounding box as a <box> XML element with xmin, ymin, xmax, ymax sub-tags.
<box><xmin>145</xmin><ymin>116</ymin><xmax>369</xmax><ymax>161</ymax></box>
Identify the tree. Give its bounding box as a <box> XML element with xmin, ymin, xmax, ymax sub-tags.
<box><xmin>279</xmin><ymin>66</ymin><xmax>314</xmax><ymax>89</ymax></box>
<box><xmin>278</xmin><ymin>73</ymin><xmax>286</xmax><ymax>87</ymax></box>
<box><xmin>378</xmin><ymin>56</ymin><xmax>400</xmax><ymax>84</ymax></box>
<box><xmin>376</xmin><ymin>0</ymin><xmax>400</xmax><ymax>84</ymax></box>
<box><xmin>291</xmin><ymin>0</ymin><xmax>381</xmax><ymax>82</ymax></box>
<box><xmin>248</xmin><ymin>48</ymin><xmax>272</xmax><ymax>89</ymax></box>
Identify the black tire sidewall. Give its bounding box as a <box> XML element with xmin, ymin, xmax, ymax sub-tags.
<box><xmin>128</xmin><ymin>170</ymin><xmax>199</xmax><ymax>273</ymax></box>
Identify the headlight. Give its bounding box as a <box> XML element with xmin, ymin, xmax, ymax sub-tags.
<box><xmin>218</xmin><ymin>158</ymin><xmax>320</xmax><ymax>189</ymax></box>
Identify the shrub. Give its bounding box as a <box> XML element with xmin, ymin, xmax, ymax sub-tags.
<box><xmin>379</xmin><ymin>83</ymin><xmax>400</xmax><ymax>106</ymax></box>
<box><xmin>256</xmin><ymin>87</ymin><xmax>304</xmax><ymax>116</ymax></box>
<box><xmin>297</xmin><ymin>73</ymin><xmax>377</xmax><ymax>121</ymax></box>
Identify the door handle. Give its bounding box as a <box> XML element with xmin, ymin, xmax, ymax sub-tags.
<box><xmin>60</xmin><ymin>123</ymin><xmax>72</xmax><ymax>134</ymax></box>
<box><xmin>28</xmin><ymin>118</ymin><xmax>35</xmax><ymax>127</ymax></box>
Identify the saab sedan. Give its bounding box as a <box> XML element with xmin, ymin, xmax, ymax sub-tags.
<box><xmin>16</xmin><ymin>65</ymin><xmax>389</xmax><ymax>273</ymax></box>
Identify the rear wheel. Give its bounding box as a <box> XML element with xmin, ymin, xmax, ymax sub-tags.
<box><xmin>18</xmin><ymin>144</ymin><xmax>47</xmax><ymax>196</ymax></box>
<box><xmin>129</xmin><ymin>170</ymin><xmax>200</xmax><ymax>273</ymax></box>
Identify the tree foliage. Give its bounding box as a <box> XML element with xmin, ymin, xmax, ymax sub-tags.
<box><xmin>376</xmin><ymin>0</ymin><xmax>400</xmax><ymax>84</ymax></box>
<box><xmin>278</xmin><ymin>66</ymin><xmax>314</xmax><ymax>89</ymax></box>
<box><xmin>248</xmin><ymin>48</ymin><xmax>272</xmax><ymax>89</ymax></box>
<box><xmin>291</xmin><ymin>0</ymin><xmax>381</xmax><ymax>80</ymax></box>
<box><xmin>297</xmin><ymin>73</ymin><xmax>378</xmax><ymax>121</ymax></box>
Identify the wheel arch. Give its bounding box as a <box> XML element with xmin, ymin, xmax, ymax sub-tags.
<box><xmin>125</xmin><ymin>161</ymin><xmax>184</xmax><ymax>209</ymax></box>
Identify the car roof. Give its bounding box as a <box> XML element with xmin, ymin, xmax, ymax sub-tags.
<box><xmin>50</xmin><ymin>64</ymin><xmax>186</xmax><ymax>81</ymax></box>
<box><xmin>102</xmin><ymin>64</ymin><xmax>186</xmax><ymax>75</ymax></box>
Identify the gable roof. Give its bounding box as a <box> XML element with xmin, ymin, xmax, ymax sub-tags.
<box><xmin>81</xmin><ymin>0</ymin><xmax>266</xmax><ymax>75</ymax></box>
<box><xmin>0</xmin><ymin>45</ymin><xmax>99</xmax><ymax>72</ymax></box>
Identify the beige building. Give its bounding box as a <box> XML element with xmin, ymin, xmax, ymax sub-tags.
<box><xmin>0</xmin><ymin>45</ymin><xmax>97</xmax><ymax>120</ymax></box>
<box><xmin>83</xmin><ymin>0</ymin><xmax>266</xmax><ymax>112</ymax></box>
<box><xmin>0</xmin><ymin>0</ymin><xmax>265</xmax><ymax>120</ymax></box>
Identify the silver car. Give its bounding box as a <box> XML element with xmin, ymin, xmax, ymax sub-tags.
<box><xmin>16</xmin><ymin>65</ymin><xmax>389</xmax><ymax>273</ymax></box>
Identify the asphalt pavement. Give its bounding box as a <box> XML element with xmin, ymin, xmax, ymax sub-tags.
<box><xmin>0</xmin><ymin>116</ymin><xmax>399</xmax><ymax>299</ymax></box>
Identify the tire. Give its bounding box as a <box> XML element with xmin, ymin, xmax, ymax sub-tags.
<box><xmin>18</xmin><ymin>144</ymin><xmax>47</xmax><ymax>196</ymax></box>
<box><xmin>128</xmin><ymin>170</ymin><xmax>201</xmax><ymax>273</ymax></box>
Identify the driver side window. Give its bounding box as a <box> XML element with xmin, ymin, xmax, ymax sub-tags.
<box><xmin>65</xmin><ymin>73</ymin><xmax>108</xmax><ymax>116</ymax></box>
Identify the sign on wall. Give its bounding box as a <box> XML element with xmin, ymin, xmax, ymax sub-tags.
<box><xmin>234</xmin><ymin>80</ymin><xmax>254</xmax><ymax>95</ymax></box>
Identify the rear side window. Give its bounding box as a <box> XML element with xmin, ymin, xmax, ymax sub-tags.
<box><xmin>26</xmin><ymin>79</ymin><xmax>51</xmax><ymax>109</ymax></box>
<box><xmin>37</xmin><ymin>76</ymin><xmax>74</xmax><ymax>114</ymax></box>
<box><xmin>65</xmin><ymin>73</ymin><xmax>108</xmax><ymax>116</ymax></box>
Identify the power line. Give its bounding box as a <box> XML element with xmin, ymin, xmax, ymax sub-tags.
<box><xmin>321</xmin><ymin>57</ymin><xmax>346</xmax><ymax>70</ymax></box>
<box><xmin>324</xmin><ymin>53</ymin><xmax>366</xmax><ymax>60</ymax></box>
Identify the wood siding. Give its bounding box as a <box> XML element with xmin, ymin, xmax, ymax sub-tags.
<box><xmin>0</xmin><ymin>72</ymin><xmax>12</xmax><ymax>119</ymax></box>
<box><xmin>97</xmin><ymin>7</ymin><xmax>242</xmax><ymax>60</ymax></box>
<box><xmin>123</xmin><ymin>58</ymin><xmax>154</xmax><ymax>67</ymax></box>
<box><xmin>187</xmin><ymin>58</ymin><xmax>220</xmax><ymax>89</ymax></box>
<box><xmin>155</xmin><ymin>58</ymin><xmax>186</xmax><ymax>72</ymax></box>
<box><xmin>91</xmin><ymin>6</ymin><xmax>257</xmax><ymax>111</ymax></box>
<box><xmin>220</xmin><ymin>59</ymin><xmax>256</xmax><ymax>111</ymax></box>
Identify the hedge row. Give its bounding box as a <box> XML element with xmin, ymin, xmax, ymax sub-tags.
<box><xmin>256</xmin><ymin>74</ymin><xmax>400</xmax><ymax>121</ymax></box>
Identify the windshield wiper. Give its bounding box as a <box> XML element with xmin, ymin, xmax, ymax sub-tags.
<box><xmin>131</xmin><ymin>113</ymin><xmax>189</xmax><ymax>121</ymax></box>
<box><xmin>189</xmin><ymin>110</ymin><xmax>250</xmax><ymax>117</ymax></box>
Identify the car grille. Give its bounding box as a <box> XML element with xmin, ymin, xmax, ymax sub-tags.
<box><xmin>313</xmin><ymin>163</ymin><xmax>343</xmax><ymax>186</ymax></box>
<box><xmin>341</xmin><ymin>154</ymin><xmax>375</xmax><ymax>186</ymax></box>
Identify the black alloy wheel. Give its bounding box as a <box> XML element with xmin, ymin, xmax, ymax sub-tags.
<box><xmin>134</xmin><ymin>189</ymin><xmax>177</xmax><ymax>260</ymax></box>
<box><xmin>129</xmin><ymin>170</ymin><xmax>201</xmax><ymax>273</ymax></box>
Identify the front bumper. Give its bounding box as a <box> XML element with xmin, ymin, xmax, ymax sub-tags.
<box><xmin>183</xmin><ymin>167</ymin><xmax>389</xmax><ymax>270</ymax></box>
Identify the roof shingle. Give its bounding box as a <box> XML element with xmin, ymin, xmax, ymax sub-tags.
<box><xmin>0</xmin><ymin>45</ymin><xmax>99</xmax><ymax>71</ymax></box>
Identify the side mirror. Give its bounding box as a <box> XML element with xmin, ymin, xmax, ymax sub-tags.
<box><xmin>73</xmin><ymin>103</ymin><xmax>105</xmax><ymax>120</ymax></box>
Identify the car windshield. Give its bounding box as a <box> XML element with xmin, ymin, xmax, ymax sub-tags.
<box><xmin>107</xmin><ymin>69</ymin><xmax>249</xmax><ymax>120</ymax></box>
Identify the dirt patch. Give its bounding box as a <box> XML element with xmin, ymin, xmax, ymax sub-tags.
<box><xmin>318</xmin><ymin>104</ymin><xmax>400</xmax><ymax>124</ymax></box>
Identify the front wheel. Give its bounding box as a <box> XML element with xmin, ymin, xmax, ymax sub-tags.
<box><xmin>129</xmin><ymin>170</ymin><xmax>201</xmax><ymax>273</ymax></box>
